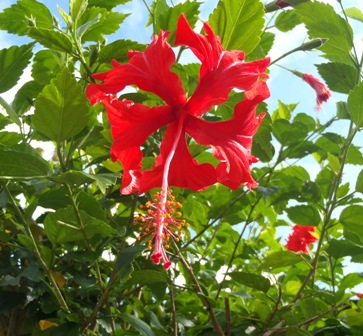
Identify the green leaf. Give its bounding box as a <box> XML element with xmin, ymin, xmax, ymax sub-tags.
<box><xmin>272</xmin><ymin>100</ymin><xmax>298</xmax><ymax>121</ymax></box>
<box><xmin>77</xmin><ymin>7</ymin><xmax>128</xmax><ymax>42</ymax></box>
<box><xmin>0</xmin><ymin>43</ymin><xmax>34</xmax><ymax>94</ymax></box>
<box><xmin>293</xmin><ymin>113</ymin><xmax>316</xmax><ymax>132</ymax></box>
<box><xmin>121</xmin><ymin>313</ymin><xmax>157</xmax><ymax>336</ymax></box>
<box><xmin>345</xmin><ymin>7</ymin><xmax>363</xmax><ymax>23</ymax></box>
<box><xmin>286</xmin><ymin>205</ymin><xmax>320</xmax><ymax>226</ymax></box>
<box><xmin>275</xmin><ymin>9</ymin><xmax>301</xmax><ymax>32</ymax></box>
<box><xmin>209</xmin><ymin>0</ymin><xmax>265</xmax><ymax>54</ymax></box>
<box><xmin>272</xmin><ymin>119</ymin><xmax>308</xmax><ymax>146</ymax></box>
<box><xmin>326</xmin><ymin>239</ymin><xmax>363</xmax><ymax>259</ymax></box>
<box><xmin>43</xmin><ymin>206</ymin><xmax>115</xmax><ymax>245</ymax></box>
<box><xmin>0</xmin><ymin>0</ymin><xmax>53</xmax><ymax>36</ymax></box>
<box><xmin>356</xmin><ymin>169</ymin><xmax>363</xmax><ymax>193</ymax></box>
<box><xmin>246</xmin><ymin>31</ymin><xmax>275</xmax><ymax>61</ymax></box>
<box><xmin>98</xmin><ymin>39</ymin><xmax>145</xmax><ymax>65</ymax></box>
<box><xmin>11</xmin><ymin>81</ymin><xmax>42</xmax><ymax>116</ymax></box>
<box><xmin>32</xmin><ymin>50</ymin><xmax>64</xmax><ymax>86</ymax></box>
<box><xmin>0</xmin><ymin>147</ymin><xmax>50</xmax><ymax>178</ymax></box>
<box><xmin>153</xmin><ymin>1</ymin><xmax>200</xmax><ymax>44</ymax></box>
<box><xmin>27</xmin><ymin>27</ymin><xmax>74</xmax><ymax>53</ymax></box>
<box><xmin>252</xmin><ymin>112</ymin><xmax>274</xmax><ymax>162</ymax></box>
<box><xmin>0</xmin><ymin>96</ymin><xmax>21</xmax><ymax>127</ymax></box>
<box><xmin>88</xmin><ymin>0</ymin><xmax>130</xmax><ymax>10</ymax></box>
<box><xmin>70</xmin><ymin>0</ymin><xmax>88</xmax><ymax>24</ymax></box>
<box><xmin>337</xmin><ymin>101</ymin><xmax>350</xmax><ymax>120</ymax></box>
<box><xmin>261</xmin><ymin>251</ymin><xmax>302</xmax><ymax>269</ymax></box>
<box><xmin>115</xmin><ymin>245</ymin><xmax>146</xmax><ymax>282</ymax></box>
<box><xmin>347</xmin><ymin>82</ymin><xmax>363</xmax><ymax>127</ymax></box>
<box><xmin>228</xmin><ymin>272</ymin><xmax>270</xmax><ymax>293</ymax></box>
<box><xmin>32</xmin><ymin>67</ymin><xmax>90</xmax><ymax>142</ymax></box>
<box><xmin>317</xmin><ymin>62</ymin><xmax>357</xmax><ymax>94</ymax></box>
<box><xmin>129</xmin><ymin>270</ymin><xmax>169</xmax><ymax>285</ymax></box>
<box><xmin>295</xmin><ymin>1</ymin><xmax>353</xmax><ymax>65</ymax></box>
<box><xmin>340</xmin><ymin>205</ymin><xmax>363</xmax><ymax>244</ymax></box>
<box><xmin>54</xmin><ymin>171</ymin><xmax>118</xmax><ymax>194</ymax></box>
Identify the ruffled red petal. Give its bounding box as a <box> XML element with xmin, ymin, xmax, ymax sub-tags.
<box><xmin>186</xmin><ymin>82</ymin><xmax>269</xmax><ymax>189</ymax></box>
<box><xmin>175</xmin><ymin>14</ymin><xmax>270</xmax><ymax>116</ymax></box>
<box><xmin>87</xmin><ymin>30</ymin><xmax>186</xmax><ymax>108</ymax></box>
<box><xmin>103</xmin><ymin>98</ymin><xmax>174</xmax><ymax>194</ymax></box>
<box><xmin>139</xmin><ymin>121</ymin><xmax>217</xmax><ymax>193</ymax></box>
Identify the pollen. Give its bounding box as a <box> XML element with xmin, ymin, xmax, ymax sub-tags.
<box><xmin>134</xmin><ymin>189</ymin><xmax>189</xmax><ymax>269</ymax></box>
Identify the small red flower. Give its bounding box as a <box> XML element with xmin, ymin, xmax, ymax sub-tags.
<box><xmin>302</xmin><ymin>73</ymin><xmax>331</xmax><ymax>111</ymax></box>
<box><xmin>286</xmin><ymin>225</ymin><xmax>317</xmax><ymax>254</ymax></box>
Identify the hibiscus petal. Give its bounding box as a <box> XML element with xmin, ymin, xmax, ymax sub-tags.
<box><xmin>175</xmin><ymin>14</ymin><xmax>270</xmax><ymax>116</ymax></box>
<box><xmin>104</xmin><ymin>98</ymin><xmax>174</xmax><ymax>150</ymax></box>
<box><xmin>139</xmin><ymin>121</ymin><xmax>217</xmax><ymax>193</ymax></box>
<box><xmin>103</xmin><ymin>98</ymin><xmax>174</xmax><ymax>194</ymax></box>
<box><xmin>86</xmin><ymin>30</ymin><xmax>186</xmax><ymax>108</ymax></box>
<box><xmin>186</xmin><ymin>88</ymin><xmax>267</xmax><ymax>189</ymax></box>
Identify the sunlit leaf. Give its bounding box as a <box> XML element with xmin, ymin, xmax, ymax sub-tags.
<box><xmin>32</xmin><ymin>67</ymin><xmax>90</xmax><ymax>142</ymax></box>
<box><xmin>209</xmin><ymin>0</ymin><xmax>265</xmax><ymax>54</ymax></box>
<box><xmin>347</xmin><ymin>82</ymin><xmax>363</xmax><ymax>127</ymax></box>
<box><xmin>345</xmin><ymin>7</ymin><xmax>363</xmax><ymax>23</ymax></box>
<box><xmin>295</xmin><ymin>1</ymin><xmax>353</xmax><ymax>65</ymax></box>
<box><xmin>0</xmin><ymin>0</ymin><xmax>53</xmax><ymax>36</ymax></box>
<box><xmin>0</xmin><ymin>43</ymin><xmax>34</xmax><ymax>94</ymax></box>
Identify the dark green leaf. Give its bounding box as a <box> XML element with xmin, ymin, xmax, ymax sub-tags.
<box><xmin>326</xmin><ymin>239</ymin><xmax>363</xmax><ymax>259</ymax></box>
<box><xmin>11</xmin><ymin>81</ymin><xmax>42</xmax><ymax>116</ymax></box>
<box><xmin>317</xmin><ymin>62</ymin><xmax>357</xmax><ymax>94</ymax></box>
<box><xmin>0</xmin><ymin>43</ymin><xmax>34</xmax><ymax>94</ymax></box>
<box><xmin>347</xmin><ymin>82</ymin><xmax>363</xmax><ymax>127</ymax></box>
<box><xmin>315</xmin><ymin>167</ymin><xmax>335</xmax><ymax>199</ymax></box>
<box><xmin>27</xmin><ymin>27</ymin><xmax>74</xmax><ymax>53</ymax></box>
<box><xmin>228</xmin><ymin>272</ymin><xmax>270</xmax><ymax>293</ymax></box>
<box><xmin>345</xmin><ymin>7</ymin><xmax>363</xmax><ymax>23</ymax></box>
<box><xmin>275</xmin><ymin>9</ymin><xmax>301</xmax><ymax>32</ymax></box>
<box><xmin>0</xmin><ymin>147</ymin><xmax>50</xmax><ymax>178</ymax></box>
<box><xmin>32</xmin><ymin>67</ymin><xmax>90</xmax><ymax>142</ymax></box>
<box><xmin>261</xmin><ymin>251</ymin><xmax>302</xmax><ymax>269</ymax></box>
<box><xmin>121</xmin><ymin>313</ymin><xmax>157</xmax><ymax>336</ymax></box>
<box><xmin>98</xmin><ymin>39</ymin><xmax>145</xmax><ymax>64</ymax></box>
<box><xmin>116</xmin><ymin>245</ymin><xmax>146</xmax><ymax>281</ymax></box>
<box><xmin>0</xmin><ymin>291</ymin><xmax>27</xmax><ymax>313</ymax></box>
<box><xmin>337</xmin><ymin>101</ymin><xmax>351</xmax><ymax>120</ymax></box>
<box><xmin>286</xmin><ymin>205</ymin><xmax>320</xmax><ymax>226</ymax></box>
<box><xmin>129</xmin><ymin>270</ymin><xmax>169</xmax><ymax>285</ymax></box>
<box><xmin>43</xmin><ymin>206</ymin><xmax>115</xmax><ymax>245</ymax></box>
<box><xmin>252</xmin><ymin>112</ymin><xmax>274</xmax><ymax>162</ymax></box>
<box><xmin>295</xmin><ymin>1</ymin><xmax>353</xmax><ymax>65</ymax></box>
<box><xmin>0</xmin><ymin>0</ymin><xmax>53</xmax><ymax>36</ymax></box>
<box><xmin>272</xmin><ymin>119</ymin><xmax>308</xmax><ymax>146</ymax></box>
<box><xmin>209</xmin><ymin>0</ymin><xmax>265</xmax><ymax>54</ymax></box>
<box><xmin>347</xmin><ymin>145</ymin><xmax>363</xmax><ymax>165</ymax></box>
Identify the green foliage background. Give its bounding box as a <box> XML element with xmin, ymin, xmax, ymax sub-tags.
<box><xmin>1</xmin><ymin>0</ymin><xmax>363</xmax><ymax>335</ymax></box>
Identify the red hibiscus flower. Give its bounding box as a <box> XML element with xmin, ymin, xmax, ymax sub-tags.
<box><xmin>286</xmin><ymin>225</ymin><xmax>318</xmax><ymax>254</ymax></box>
<box><xmin>86</xmin><ymin>14</ymin><xmax>270</xmax><ymax>195</ymax></box>
<box><xmin>86</xmin><ymin>14</ymin><xmax>270</xmax><ymax>268</ymax></box>
<box><xmin>302</xmin><ymin>73</ymin><xmax>331</xmax><ymax>111</ymax></box>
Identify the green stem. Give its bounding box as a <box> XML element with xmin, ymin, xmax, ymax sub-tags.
<box><xmin>4</xmin><ymin>184</ymin><xmax>70</xmax><ymax>313</ymax></box>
